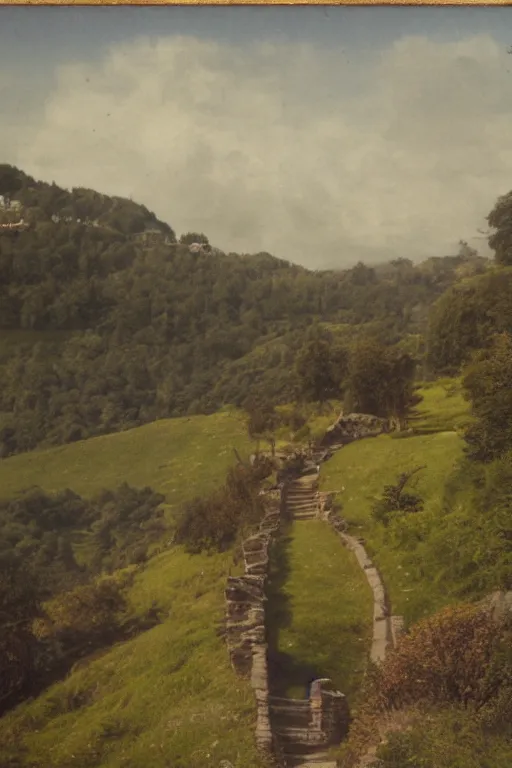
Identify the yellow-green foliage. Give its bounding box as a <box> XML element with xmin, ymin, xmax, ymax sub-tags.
<box><xmin>338</xmin><ymin>602</ymin><xmax>512</xmax><ymax>768</ymax></box>
<box><xmin>267</xmin><ymin>520</ymin><xmax>373</xmax><ymax>702</ymax></box>
<box><xmin>0</xmin><ymin>410</ymin><xmax>264</xmax><ymax>768</ymax></box>
<box><xmin>0</xmin><ymin>548</ymin><xmax>265</xmax><ymax>768</ymax></box>
<box><xmin>320</xmin><ymin>430</ymin><xmax>464</xmax><ymax>623</ymax></box>
<box><xmin>319</xmin><ymin>380</ymin><xmax>471</xmax><ymax>624</ymax></box>
<box><xmin>373</xmin><ymin>706</ymin><xmax>512</xmax><ymax>768</ymax></box>
<box><xmin>411</xmin><ymin>377</ymin><xmax>473</xmax><ymax>434</ymax></box>
<box><xmin>275</xmin><ymin>400</ymin><xmax>342</xmax><ymax>444</ymax></box>
<box><xmin>320</xmin><ymin>378</ymin><xmax>510</xmax><ymax>626</ymax></box>
<box><xmin>0</xmin><ymin>409</ymin><xmax>253</xmax><ymax>518</ymax></box>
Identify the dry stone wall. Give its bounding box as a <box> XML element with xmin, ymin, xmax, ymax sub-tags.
<box><xmin>322</xmin><ymin>507</ymin><xmax>405</xmax><ymax>661</ymax></box>
<box><xmin>224</xmin><ymin>489</ymin><xmax>283</xmax><ymax>757</ymax></box>
<box><xmin>320</xmin><ymin>413</ymin><xmax>389</xmax><ymax>449</ymax></box>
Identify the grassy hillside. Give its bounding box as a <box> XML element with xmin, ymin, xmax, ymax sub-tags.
<box><xmin>321</xmin><ymin>429</ymin><xmax>464</xmax><ymax>623</ymax></box>
<box><xmin>0</xmin><ymin>408</ymin><xmax>251</xmax><ymax>515</ymax></box>
<box><xmin>318</xmin><ymin>379</ymin><xmax>508</xmax><ymax>625</ymax></box>
<box><xmin>0</xmin><ymin>409</ymin><xmax>266</xmax><ymax>768</ymax></box>
<box><xmin>0</xmin><ymin>547</ymin><xmax>265</xmax><ymax>768</ymax></box>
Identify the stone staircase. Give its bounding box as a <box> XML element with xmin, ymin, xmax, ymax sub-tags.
<box><xmin>286</xmin><ymin>475</ymin><xmax>319</xmax><ymax>521</ymax></box>
<box><xmin>269</xmin><ymin>695</ymin><xmax>338</xmax><ymax>767</ymax></box>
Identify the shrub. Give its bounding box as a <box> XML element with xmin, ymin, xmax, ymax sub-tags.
<box><xmin>372</xmin><ymin>467</ymin><xmax>424</xmax><ymax>526</ymax></box>
<box><xmin>174</xmin><ymin>463</ymin><xmax>266</xmax><ymax>554</ymax></box>
<box><xmin>374</xmin><ymin>602</ymin><xmax>511</xmax><ymax>711</ymax></box>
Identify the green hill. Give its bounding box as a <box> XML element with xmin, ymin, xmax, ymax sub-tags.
<box><xmin>0</xmin><ymin>164</ymin><xmax>488</xmax><ymax>458</ymax></box>
<box><xmin>320</xmin><ymin>379</ymin><xmax>508</xmax><ymax>624</ymax></box>
<box><xmin>0</xmin><ymin>409</ymin><xmax>266</xmax><ymax>768</ymax></box>
<box><xmin>0</xmin><ymin>408</ymin><xmax>251</xmax><ymax>509</ymax></box>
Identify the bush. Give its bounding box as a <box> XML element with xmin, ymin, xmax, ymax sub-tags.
<box><xmin>372</xmin><ymin>468</ymin><xmax>424</xmax><ymax>526</ymax></box>
<box><xmin>174</xmin><ymin>463</ymin><xmax>266</xmax><ymax>554</ymax></box>
<box><xmin>375</xmin><ymin>602</ymin><xmax>511</xmax><ymax>711</ymax></box>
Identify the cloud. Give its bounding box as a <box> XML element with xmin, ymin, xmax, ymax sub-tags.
<box><xmin>8</xmin><ymin>32</ymin><xmax>512</xmax><ymax>268</ymax></box>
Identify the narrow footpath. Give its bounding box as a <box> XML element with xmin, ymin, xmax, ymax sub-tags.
<box><xmin>266</xmin><ymin>454</ymin><xmax>402</xmax><ymax>768</ymax></box>
<box><xmin>268</xmin><ymin>470</ymin><xmax>340</xmax><ymax>768</ymax></box>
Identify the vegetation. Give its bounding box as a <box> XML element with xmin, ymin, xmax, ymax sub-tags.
<box><xmin>462</xmin><ymin>331</ymin><xmax>512</xmax><ymax>461</ymax></box>
<box><xmin>0</xmin><ymin>484</ymin><xmax>166</xmax><ymax>594</ymax></box>
<box><xmin>339</xmin><ymin>601</ymin><xmax>512</xmax><ymax>768</ymax></box>
<box><xmin>0</xmin><ymin>409</ymin><xmax>252</xmax><ymax>502</ymax></box>
<box><xmin>0</xmin><ymin>548</ymin><xmax>266</xmax><ymax>768</ymax></box>
<box><xmin>0</xmin><ymin>164</ymin><xmax>486</xmax><ymax>457</ymax></box>
<box><xmin>266</xmin><ymin>520</ymin><xmax>373</xmax><ymax>702</ymax></box>
<box><xmin>426</xmin><ymin>267</ymin><xmax>512</xmax><ymax>375</ymax></box>
<box><xmin>319</xmin><ymin>378</ymin><xmax>510</xmax><ymax>623</ymax></box>
<box><xmin>174</xmin><ymin>461</ymin><xmax>271</xmax><ymax>554</ymax></box>
<box><xmin>371</xmin><ymin>466</ymin><xmax>425</xmax><ymax>527</ymax></box>
<box><xmin>344</xmin><ymin>337</ymin><xmax>417</xmax><ymax>427</ymax></box>
<box><xmin>2</xmin><ymin>164</ymin><xmax>512</xmax><ymax>767</ymax></box>
<box><xmin>0</xmin><ymin>404</ymin><xmax>266</xmax><ymax>766</ymax></box>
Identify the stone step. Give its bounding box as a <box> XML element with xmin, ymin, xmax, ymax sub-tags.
<box><xmin>269</xmin><ymin>696</ymin><xmax>311</xmax><ymax>706</ymax></box>
<box><xmin>282</xmin><ymin>749</ymin><xmax>331</xmax><ymax>765</ymax></box>
<box><xmin>280</xmin><ymin>743</ymin><xmax>330</xmax><ymax>757</ymax></box>
<box><xmin>286</xmin><ymin>499</ymin><xmax>318</xmax><ymax>509</ymax></box>
<box><xmin>274</xmin><ymin>727</ymin><xmax>323</xmax><ymax>745</ymax></box>
<box><xmin>287</xmin><ymin>487</ymin><xmax>316</xmax><ymax>494</ymax></box>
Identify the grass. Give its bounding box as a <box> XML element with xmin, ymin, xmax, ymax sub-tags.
<box><xmin>319</xmin><ymin>379</ymin><xmax>470</xmax><ymax>625</ymax></box>
<box><xmin>0</xmin><ymin>547</ymin><xmax>265</xmax><ymax>768</ymax></box>
<box><xmin>0</xmin><ymin>409</ymin><xmax>265</xmax><ymax>768</ymax></box>
<box><xmin>410</xmin><ymin>377</ymin><xmax>473</xmax><ymax>434</ymax></box>
<box><xmin>0</xmin><ymin>409</ymin><xmax>253</xmax><ymax>518</ymax></box>
<box><xmin>372</xmin><ymin>705</ymin><xmax>512</xmax><ymax>768</ymax></box>
<box><xmin>267</xmin><ymin>520</ymin><xmax>373</xmax><ymax>703</ymax></box>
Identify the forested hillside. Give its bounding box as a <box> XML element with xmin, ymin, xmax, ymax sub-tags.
<box><xmin>0</xmin><ymin>165</ymin><xmax>488</xmax><ymax>457</ymax></box>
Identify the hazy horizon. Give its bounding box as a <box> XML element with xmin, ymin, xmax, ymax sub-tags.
<box><xmin>2</xmin><ymin>6</ymin><xmax>511</xmax><ymax>268</ymax></box>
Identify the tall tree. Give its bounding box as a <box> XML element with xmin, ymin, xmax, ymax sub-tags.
<box><xmin>462</xmin><ymin>332</ymin><xmax>512</xmax><ymax>461</ymax></box>
<box><xmin>347</xmin><ymin>337</ymin><xmax>416</xmax><ymax>427</ymax></box>
<box><xmin>295</xmin><ymin>328</ymin><xmax>345</xmax><ymax>402</ymax></box>
<box><xmin>488</xmin><ymin>191</ymin><xmax>512</xmax><ymax>266</ymax></box>
<box><xmin>244</xmin><ymin>398</ymin><xmax>278</xmax><ymax>456</ymax></box>
<box><xmin>0</xmin><ymin>560</ymin><xmax>42</xmax><ymax>712</ymax></box>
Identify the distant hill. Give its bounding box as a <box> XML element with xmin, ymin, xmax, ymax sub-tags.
<box><xmin>0</xmin><ymin>164</ymin><xmax>489</xmax><ymax>457</ymax></box>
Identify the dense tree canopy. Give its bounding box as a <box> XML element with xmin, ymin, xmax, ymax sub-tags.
<box><xmin>345</xmin><ymin>337</ymin><xmax>417</xmax><ymax>425</ymax></box>
<box><xmin>426</xmin><ymin>268</ymin><xmax>512</xmax><ymax>375</ymax></box>
<box><xmin>462</xmin><ymin>332</ymin><xmax>512</xmax><ymax>462</ymax></box>
<box><xmin>487</xmin><ymin>190</ymin><xmax>512</xmax><ymax>266</ymax></box>
<box><xmin>0</xmin><ymin>164</ymin><xmax>490</xmax><ymax>457</ymax></box>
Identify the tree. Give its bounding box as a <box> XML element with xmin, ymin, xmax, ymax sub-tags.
<box><xmin>372</xmin><ymin>466</ymin><xmax>425</xmax><ymax>526</ymax></box>
<box><xmin>347</xmin><ymin>338</ymin><xmax>416</xmax><ymax>428</ymax></box>
<box><xmin>0</xmin><ymin>560</ymin><xmax>42</xmax><ymax>711</ymax></box>
<box><xmin>179</xmin><ymin>232</ymin><xmax>210</xmax><ymax>246</ymax></box>
<box><xmin>426</xmin><ymin>269</ymin><xmax>512</xmax><ymax>375</ymax></box>
<box><xmin>244</xmin><ymin>398</ymin><xmax>278</xmax><ymax>455</ymax></box>
<box><xmin>488</xmin><ymin>190</ymin><xmax>512</xmax><ymax>266</ymax></box>
<box><xmin>295</xmin><ymin>329</ymin><xmax>345</xmax><ymax>402</ymax></box>
<box><xmin>462</xmin><ymin>332</ymin><xmax>512</xmax><ymax>461</ymax></box>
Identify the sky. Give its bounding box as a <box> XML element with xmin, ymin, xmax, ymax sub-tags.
<box><xmin>2</xmin><ymin>6</ymin><xmax>512</xmax><ymax>269</ymax></box>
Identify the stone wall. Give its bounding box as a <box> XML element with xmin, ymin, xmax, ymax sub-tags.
<box><xmin>224</xmin><ymin>490</ymin><xmax>282</xmax><ymax>757</ymax></box>
<box><xmin>320</xmin><ymin>413</ymin><xmax>389</xmax><ymax>449</ymax></box>
<box><xmin>322</xmin><ymin>508</ymin><xmax>405</xmax><ymax>661</ymax></box>
<box><xmin>310</xmin><ymin>679</ymin><xmax>350</xmax><ymax>743</ymax></box>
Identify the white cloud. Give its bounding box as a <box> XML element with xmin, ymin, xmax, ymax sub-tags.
<box><xmin>8</xmin><ymin>32</ymin><xmax>512</xmax><ymax>268</ymax></box>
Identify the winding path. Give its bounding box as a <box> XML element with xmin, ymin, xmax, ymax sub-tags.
<box><xmin>268</xmin><ymin>458</ymin><xmax>403</xmax><ymax>768</ymax></box>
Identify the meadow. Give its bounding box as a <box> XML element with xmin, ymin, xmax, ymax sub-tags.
<box><xmin>0</xmin><ymin>408</ymin><xmax>265</xmax><ymax>768</ymax></box>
